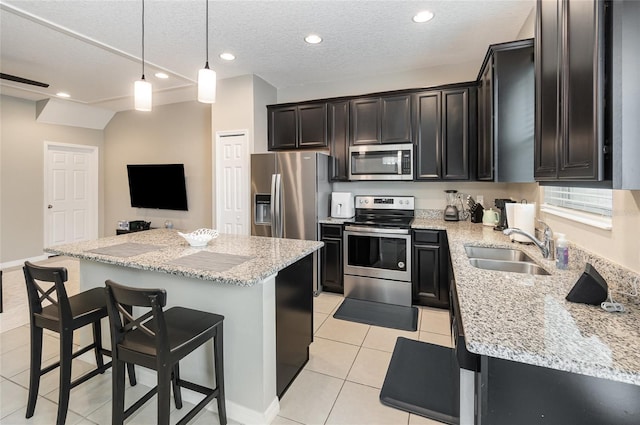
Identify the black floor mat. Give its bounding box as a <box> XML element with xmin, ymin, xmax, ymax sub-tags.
<box><xmin>380</xmin><ymin>337</ymin><xmax>460</xmax><ymax>425</ymax></box>
<box><xmin>333</xmin><ymin>298</ymin><xmax>418</xmax><ymax>331</ymax></box>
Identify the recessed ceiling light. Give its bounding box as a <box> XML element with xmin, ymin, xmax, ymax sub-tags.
<box><xmin>155</xmin><ymin>72</ymin><xmax>169</xmax><ymax>79</ymax></box>
<box><xmin>304</xmin><ymin>34</ymin><xmax>322</xmax><ymax>44</ymax></box>
<box><xmin>56</xmin><ymin>92</ymin><xmax>71</xmax><ymax>98</ymax></box>
<box><xmin>413</xmin><ymin>10</ymin><xmax>435</xmax><ymax>23</ymax></box>
<box><xmin>220</xmin><ymin>52</ymin><xmax>235</xmax><ymax>61</ymax></box>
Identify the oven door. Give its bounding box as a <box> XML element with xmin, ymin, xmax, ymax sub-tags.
<box><xmin>343</xmin><ymin>226</ymin><xmax>411</xmax><ymax>282</ymax></box>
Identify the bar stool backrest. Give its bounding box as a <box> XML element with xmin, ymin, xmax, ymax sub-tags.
<box><xmin>23</xmin><ymin>261</ymin><xmax>72</xmax><ymax>325</ymax></box>
<box><xmin>104</xmin><ymin>280</ymin><xmax>169</xmax><ymax>358</ymax></box>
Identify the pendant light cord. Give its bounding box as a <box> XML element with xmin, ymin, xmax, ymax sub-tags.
<box><xmin>205</xmin><ymin>0</ymin><xmax>210</xmax><ymax>69</ymax></box>
<box><xmin>141</xmin><ymin>0</ymin><xmax>145</xmax><ymax>80</ymax></box>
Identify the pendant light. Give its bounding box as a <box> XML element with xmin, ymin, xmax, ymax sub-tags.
<box><xmin>198</xmin><ymin>0</ymin><xmax>216</xmax><ymax>103</ymax></box>
<box><xmin>134</xmin><ymin>0</ymin><xmax>152</xmax><ymax>111</ymax></box>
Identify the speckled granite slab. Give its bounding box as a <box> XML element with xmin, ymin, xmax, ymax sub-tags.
<box><xmin>168</xmin><ymin>251</ymin><xmax>252</xmax><ymax>273</ymax></box>
<box><xmin>87</xmin><ymin>242</ymin><xmax>162</xmax><ymax>257</ymax></box>
<box><xmin>411</xmin><ymin>218</ymin><xmax>640</xmax><ymax>387</ymax></box>
<box><xmin>45</xmin><ymin>229</ymin><xmax>323</xmax><ymax>287</ymax></box>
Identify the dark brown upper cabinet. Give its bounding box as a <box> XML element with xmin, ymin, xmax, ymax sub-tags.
<box><xmin>350</xmin><ymin>94</ymin><xmax>412</xmax><ymax>145</ymax></box>
<box><xmin>535</xmin><ymin>0</ymin><xmax>608</xmax><ymax>181</ymax></box>
<box><xmin>414</xmin><ymin>84</ymin><xmax>475</xmax><ymax>181</ymax></box>
<box><xmin>268</xmin><ymin>103</ymin><xmax>327</xmax><ymax>150</ymax></box>
<box><xmin>328</xmin><ymin>100</ymin><xmax>350</xmax><ymax>181</ymax></box>
<box><xmin>477</xmin><ymin>39</ymin><xmax>535</xmax><ymax>182</ymax></box>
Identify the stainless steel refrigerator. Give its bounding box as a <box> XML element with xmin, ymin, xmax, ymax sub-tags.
<box><xmin>251</xmin><ymin>151</ymin><xmax>331</xmax><ymax>293</ymax></box>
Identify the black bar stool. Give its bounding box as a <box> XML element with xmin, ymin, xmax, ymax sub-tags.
<box><xmin>23</xmin><ymin>261</ymin><xmax>136</xmax><ymax>425</ymax></box>
<box><xmin>105</xmin><ymin>279</ymin><xmax>227</xmax><ymax>425</ymax></box>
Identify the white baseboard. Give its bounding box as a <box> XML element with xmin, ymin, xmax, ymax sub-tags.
<box><xmin>77</xmin><ymin>355</ymin><xmax>280</xmax><ymax>424</ymax></box>
<box><xmin>1</xmin><ymin>254</ymin><xmax>50</xmax><ymax>269</ymax></box>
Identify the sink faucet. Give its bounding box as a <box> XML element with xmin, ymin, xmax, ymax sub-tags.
<box><xmin>503</xmin><ymin>220</ymin><xmax>555</xmax><ymax>260</ymax></box>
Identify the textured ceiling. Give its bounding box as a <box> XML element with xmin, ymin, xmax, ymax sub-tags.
<box><xmin>0</xmin><ymin>0</ymin><xmax>535</xmax><ymax>111</ymax></box>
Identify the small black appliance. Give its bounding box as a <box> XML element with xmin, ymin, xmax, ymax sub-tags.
<box><xmin>566</xmin><ymin>263</ymin><xmax>608</xmax><ymax>305</ymax></box>
<box><xmin>493</xmin><ymin>198</ymin><xmax>515</xmax><ymax>231</ymax></box>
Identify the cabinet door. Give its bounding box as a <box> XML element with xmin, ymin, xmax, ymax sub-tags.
<box><xmin>381</xmin><ymin>95</ymin><xmax>412</xmax><ymax>144</ymax></box>
<box><xmin>350</xmin><ymin>98</ymin><xmax>380</xmax><ymax>145</ymax></box>
<box><xmin>269</xmin><ymin>106</ymin><xmax>298</xmax><ymax>150</ymax></box>
<box><xmin>298</xmin><ymin>103</ymin><xmax>328</xmax><ymax>148</ymax></box>
<box><xmin>477</xmin><ymin>58</ymin><xmax>494</xmax><ymax>181</ymax></box>
<box><xmin>321</xmin><ymin>238</ymin><xmax>343</xmax><ymax>293</ymax></box>
<box><xmin>414</xmin><ymin>91</ymin><xmax>442</xmax><ymax>179</ymax></box>
<box><xmin>328</xmin><ymin>101</ymin><xmax>350</xmax><ymax>181</ymax></box>
<box><xmin>535</xmin><ymin>0</ymin><xmax>561</xmax><ymax>179</ymax></box>
<box><xmin>412</xmin><ymin>244</ymin><xmax>441</xmax><ymax>306</ymax></box>
<box><xmin>442</xmin><ymin>88</ymin><xmax>469</xmax><ymax>180</ymax></box>
<box><xmin>559</xmin><ymin>0</ymin><xmax>605</xmax><ymax>180</ymax></box>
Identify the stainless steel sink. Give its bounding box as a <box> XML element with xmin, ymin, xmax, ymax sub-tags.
<box><xmin>464</xmin><ymin>245</ymin><xmax>536</xmax><ymax>263</ymax></box>
<box><xmin>468</xmin><ymin>258</ymin><xmax>550</xmax><ymax>275</ymax></box>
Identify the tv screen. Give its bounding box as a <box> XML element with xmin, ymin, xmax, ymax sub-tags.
<box><xmin>127</xmin><ymin>164</ymin><xmax>188</xmax><ymax>211</ymax></box>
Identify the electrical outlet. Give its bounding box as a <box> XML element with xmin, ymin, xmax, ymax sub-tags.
<box><xmin>477</xmin><ymin>195</ymin><xmax>484</xmax><ymax>207</ymax></box>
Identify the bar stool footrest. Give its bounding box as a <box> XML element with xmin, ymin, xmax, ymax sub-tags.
<box><xmin>175</xmin><ymin>380</ymin><xmax>219</xmax><ymax>425</ymax></box>
<box><xmin>124</xmin><ymin>386</ymin><xmax>158</xmax><ymax>420</ymax></box>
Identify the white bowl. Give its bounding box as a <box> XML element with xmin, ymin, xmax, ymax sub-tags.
<box><xmin>178</xmin><ymin>228</ymin><xmax>219</xmax><ymax>247</ymax></box>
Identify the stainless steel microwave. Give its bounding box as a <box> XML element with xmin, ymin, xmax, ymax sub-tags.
<box><xmin>348</xmin><ymin>144</ymin><xmax>414</xmax><ymax>181</ymax></box>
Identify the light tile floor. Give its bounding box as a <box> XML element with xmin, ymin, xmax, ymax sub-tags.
<box><xmin>0</xmin><ymin>259</ymin><xmax>450</xmax><ymax>424</ymax></box>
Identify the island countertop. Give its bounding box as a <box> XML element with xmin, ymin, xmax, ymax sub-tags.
<box><xmin>44</xmin><ymin>229</ymin><xmax>323</xmax><ymax>287</ymax></box>
<box><xmin>412</xmin><ymin>218</ymin><xmax>640</xmax><ymax>387</ymax></box>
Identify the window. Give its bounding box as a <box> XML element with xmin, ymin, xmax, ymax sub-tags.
<box><xmin>541</xmin><ymin>186</ymin><xmax>613</xmax><ymax>229</ymax></box>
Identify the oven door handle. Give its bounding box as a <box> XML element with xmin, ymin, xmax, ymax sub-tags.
<box><xmin>344</xmin><ymin>225</ymin><xmax>409</xmax><ymax>235</ymax></box>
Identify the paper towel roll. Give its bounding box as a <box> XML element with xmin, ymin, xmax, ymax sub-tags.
<box><xmin>507</xmin><ymin>203</ymin><xmax>536</xmax><ymax>243</ymax></box>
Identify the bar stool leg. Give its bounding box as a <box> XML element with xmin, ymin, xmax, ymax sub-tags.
<box><xmin>214</xmin><ymin>327</ymin><xmax>227</xmax><ymax>425</ymax></box>
<box><xmin>112</xmin><ymin>358</ymin><xmax>126</xmax><ymax>425</ymax></box>
<box><xmin>157</xmin><ymin>367</ymin><xmax>172</xmax><ymax>425</ymax></box>
<box><xmin>57</xmin><ymin>332</ymin><xmax>73</xmax><ymax>425</ymax></box>
<box><xmin>127</xmin><ymin>363</ymin><xmax>137</xmax><ymax>386</ymax></box>
<box><xmin>26</xmin><ymin>325</ymin><xmax>43</xmax><ymax>418</ymax></box>
<box><xmin>92</xmin><ymin>321</ymin><xmax>105</xmax><ymax>371</ymax></box>
<box><xmin>171</xmin><ymin>363</ymin><xmax>183</xmax><ymax>409</ymax></box>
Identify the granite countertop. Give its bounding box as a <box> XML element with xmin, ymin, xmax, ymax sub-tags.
<box><xmin>412</xmin><ymin>218</ymin><xmax>640</xmax><ymax>387</ymax></box>
<box><xmin>45</xmin><ymin>229</ymin><xmax>323</xmax><ymax>287</ymax></box>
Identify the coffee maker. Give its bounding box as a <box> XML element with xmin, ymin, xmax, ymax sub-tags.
<box><xmin>444</xmin><ymin>190</ymin><xmax>460</xmax><ymax>221</ymax></box>
<box><xmin>493</xmin><ymin>198</ymin><xmax>515</xmax><ymax>231</ymax></box>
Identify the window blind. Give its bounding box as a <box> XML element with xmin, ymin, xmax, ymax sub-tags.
<box><xmin>543</xmin><ymin>187</ymin><xmax>612</xmax><ymax>217</ymax></box>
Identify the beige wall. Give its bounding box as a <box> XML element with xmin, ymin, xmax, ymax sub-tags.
<box><xmin>517</xmin><ymin>5</ymin><xmax>536</xmax><ymax>39</ymax></box>
<box><xmin>333</xmin><ymin>181</ymin><xmax>515</xmax><ymax>212</ymax></box>
<box><xmin>0</xmin><ymin>95</ymin><xmax>104</xmax><ymax>264</ymax></box>
<box><xmin>103</xmin><ymin>101</ymin><xmax>211</xmax><ymax>233</ymax></box>
<box><xmin>253</xmin><ymin>75</ymin><xmax>277</xmax><ymax>154</ymax></box>
<box><xmin>209</xmin><ymin>75</ymin><xmax>276</xmax><ymax>228</ymax></box>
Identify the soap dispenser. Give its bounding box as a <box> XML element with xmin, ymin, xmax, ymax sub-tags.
<box><xmin>556</xmin><ymin>233</ymin><xmax>569</xmax><ymax>269</ymax></box>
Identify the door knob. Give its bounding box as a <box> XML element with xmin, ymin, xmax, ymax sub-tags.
<box><xmin>47</xmin><ymin>204</ymin><xmax>53</xmax><ymax>209</ymax></box>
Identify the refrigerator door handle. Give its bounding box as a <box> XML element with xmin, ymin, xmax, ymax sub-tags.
<box><xmin>270</xmin><ymin>174</ymin><xmax>277</xmax><ymax>235</ymax></box>
<box><xmin>276</xmin><ymin>174</ymin><xmax>283</xmax><ymax>237</ymax></box>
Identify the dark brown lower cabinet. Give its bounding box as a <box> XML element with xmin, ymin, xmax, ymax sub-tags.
<box><xmin>412</xmin><ymin>230</ymin><xmax>449</xmax><ymax>308</ymax></box>
<box><xmin>320</xmin><ymin>224</ymin><xmax>343</xmax><ymax>294</ymax></box>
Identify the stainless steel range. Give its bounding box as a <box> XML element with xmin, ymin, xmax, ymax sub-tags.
<box><xmin>343</xmin><ymin>195</ymin><xmax>415</xmax><ymax>306</ymax></box>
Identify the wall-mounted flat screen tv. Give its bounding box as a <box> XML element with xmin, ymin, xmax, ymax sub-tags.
<box><xmin>127</xmin><ymin>164</ymin><xmax>188</xmax><ymax>211</ymax></box>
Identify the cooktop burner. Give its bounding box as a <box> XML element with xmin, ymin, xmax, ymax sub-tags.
<box><xmin>347</xmin><ymin>196</ymin><xmax>415</xmax><ymax>229</ymax></box>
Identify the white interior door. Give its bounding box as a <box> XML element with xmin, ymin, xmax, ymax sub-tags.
<box><xmin>215</xmin><ymin>131</ymin><xmax>250</xmax><ymax>234</ymax></box>
<box><xmin>44</xmin><ymin>142</ymin><xmax>98</xmax><ymax>248</ymax></box>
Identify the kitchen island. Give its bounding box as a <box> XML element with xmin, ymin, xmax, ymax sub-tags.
<box><xmin>412</xmin><ymin>218</ymin><xmax>640</xmax><ymax>424</ymax></box>
<box><xmin>45</xmin><ymin>229</ymin><xmax>323</xmax><ymax>425</ymax></box>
